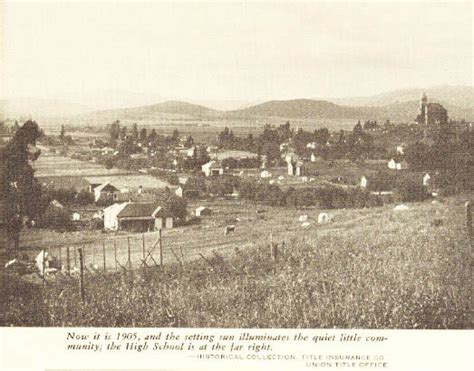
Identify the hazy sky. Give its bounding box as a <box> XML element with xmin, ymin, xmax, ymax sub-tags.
<box><xmin>1</xmin><ymin>1</ymin><xmax>472</xmax><ymax>108</ymax></box>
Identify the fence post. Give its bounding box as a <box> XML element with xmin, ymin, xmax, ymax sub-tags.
<box><xmin>127</xmin><ymin>237</ymin><xmax>132</xmax><ymax>270</ymax></box>
<box><xmin>270</xmin><ymin>231</ymin><xmax>277</xmax><ymax>260</ymax></box>
<box><xmin>102</xmin><ymin>241</ymin><xmax>106</xmax><ymax>272</ymax></box>
<box><xmin>466</xmin><ymin>201</ymin><xmax>472</xmax><ymax>242</ymax></box>
<box><xmin>78</xmin><ymin>247</ymin><xmax>85</xmax><ymax>303</ymax></box>
<box><xmin>114</xmin><ymin>240</ymin><xmax>117</xmax><ymax>272</ymax></box>
<box><xmin>159</xmin><ymin>229</ymin><xmax>163</xmax><ymax>266</ymax></box>
<box><xmin>66</xmin><ymin>246</ymin><xmax>70</xmax><ymax>275</ymax></box>
<box><xmin>42</xmin><ymin>249</ymin><xmax>46</xmax><ymax>287</ymax></box>
<box><xmin>92</xmin><ymin>244</ymin><xmax>95</xmax><ymax>267</ymax></box>
<box><xmin>142</xmin><ymin>234</ymin><xmax>146</xmax><ymax>262</ymax></box>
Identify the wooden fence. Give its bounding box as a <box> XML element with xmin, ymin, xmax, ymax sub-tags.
<box><xmin>43</xmin><ymin>230</ymin><xmax>164</xmax><ymax>275</ymax></box>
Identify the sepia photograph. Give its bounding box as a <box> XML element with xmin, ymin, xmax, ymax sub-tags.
<box><xmin>0</xmin><ymin>0</ymin><xmax>472</xmax><ymax>332</ymax></box>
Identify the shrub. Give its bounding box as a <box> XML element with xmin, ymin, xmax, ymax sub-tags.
<box><xmin>76</xmin><ymin>190</ymin><xmax>94</xmax><ymax>206</ymax></box>
<box><xmin>41</xmin><ymin>207</ymin><xmax>74</xmax><ymax>231</ymax></box>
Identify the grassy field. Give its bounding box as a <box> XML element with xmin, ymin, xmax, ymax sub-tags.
<box><xmin>34</xmin><ymin>148</ymin><xmax>130</xmax><ymax>177</ymax></box>
<box><xmin>2</xmin><ymin>193</ymin><xmax>471</xmax><ymax>328</ymax></box>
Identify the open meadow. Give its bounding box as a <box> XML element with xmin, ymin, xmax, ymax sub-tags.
<box><xmin>2</xmin><ymin>193</ymin><xmax>471</xmax><ymax>328</ymax></box>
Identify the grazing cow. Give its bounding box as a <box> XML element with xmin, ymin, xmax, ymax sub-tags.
<box><xmin>224</xmin><ymin>225</ymin><xmax>236</xmax><ymax>235</ymax></box>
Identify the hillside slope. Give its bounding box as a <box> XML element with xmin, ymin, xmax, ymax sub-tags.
<box><xmin>225</xmin><ymin>98</ymin><xmax>474</xmax><ymax>121</ymax></box>
<box><xmin>77</xmin><ymin>100</ymin><xmax>221</xmax><ymax>121</ymax></box>
<box><xmin>329</xmin><ymin>85</ymin><xmax>474</xmax><ymax>108</ymax></box>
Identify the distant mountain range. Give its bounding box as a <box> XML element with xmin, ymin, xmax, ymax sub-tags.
<box><xmin>225</xmin><ymin>98</ymin><xmax>474</xmax><ymax>122</ymax></box>
<box><xmin>2</xmin><ymin>85</ymin><xmax>473</xmax><ymax>122</ymax></box>
<box><xmin>326</xmin><ymin>86</ymin><xmax>474</xmax><ymax>108</ymax></box>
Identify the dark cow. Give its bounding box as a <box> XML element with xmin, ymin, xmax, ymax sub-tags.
<box><xmin>224</xmin><ymin>225</ymin><xmax>236</xmax><ymax>236</ymax></box>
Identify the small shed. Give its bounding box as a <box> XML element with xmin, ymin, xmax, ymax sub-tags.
<box><xmin>202</xmin><ymin>161</ymin><xmax>224</xmax><ymax>177</ymax></box>
<box><xmin>196</xmin><ymin>206</ymin><xmax>212</xmax><ymax>217</ymax></box>
<box><xmin>93</xmin><ymin>182</ymin><xmax>120</xmax><ymax>203</ymax></box>
<box><xmin>360</xmin><ymin>176</ymin><xmax>368</xmax><ymax>188</ymax></box>
<box><xmin>104</xmin><ymin>202</ymin><xmax>173</xmax><ymax>232</ymax></box>
<box><xmin>72</xmin><ymin>212</ymin><xmax>81</xmax><ymax>221</ymax></box>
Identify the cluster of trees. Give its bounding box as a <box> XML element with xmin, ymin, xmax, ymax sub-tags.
<box><xmin>221</xmin><ymin>157</ymin><xmax>260</xmax><ymax>169</ymax></box>
<box><xmin>216</xmin><ymin>121</ymin><xmax>385</xmax><ymax>164</ymax></box>
<box><xmin>108</xmin><ymin>121</ymin><xmax>184</xmax><ymax>152</ymax></box>
<box><xmin>0</xmin><ymin>120</ymin><xmax>20</xmax><ymax>135</ymax></box>
<box><xmin>180</xmin><ymin>174</ymin><xmax>238</xmax><ymax>198</ymax></box>
<box><xmin>239</xmin><ymin>180</ymin><xmax>383</xmax><ymax>209</ymax></box>
<box><xmin>180</xmin><ymin>147</ymin><xmax>210</xmax><ymax>172</ymax></box>
<box><xmin>366</xmin><ymin>171</ymin><xmax>431</xmax><ymax>202</ymax></box>
<box><xmin>43</xmin><ymin>187</ymin><xmax>94</xmax><ymax>207</ymax></box>
<box><xmin>403</xmin><ymin>123</ymin><xmax>473</xmax><ymax>194</ymax></box>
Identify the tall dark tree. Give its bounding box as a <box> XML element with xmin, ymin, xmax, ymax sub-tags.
<box><xmin>139</xmin><ymin>128</ymin><xmax>148</xmax><ymax>143</ymax></box>
<box><xmin>171</xmin><ymin>128</ymin><xmax>180</xmax><ymax>144</ymax></box>
<box><xmin>60</xmin><ymin>125</ymin><xmax>65</xmax><ymax>141</ymax></box>
<box><xmin>0</xmin><ymin>120</ymin><xmax>42</xmax><ymax>251</ymax></box>
<box><xmin>109</xmin><ymin>120</ymin><xmax>121</xmax><ymax>147</ymax></box>
<box><xmin>148</xmin><ymin>129</ymin><xmax>158</xmax><ymax>146</ymax></box>
<box><xmin>131</xmin><ymin>123</ymin><xmax>139</xmax><ymax>140</ymax></box>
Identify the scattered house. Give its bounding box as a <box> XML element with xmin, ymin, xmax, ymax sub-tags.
<box><xmin>92</xmin><ymin>210</ymin><xmax>104</xmax><ymax>219</ymax></box>
<box><xmin>175</xmin><ymin>185</ymin><xmax>199</xmax><ymax>199</ymax></box>
<box><xmin>178</xmin><ymin>176</ymin><xmax>189</xmax><ymax>185</ymax></box>
<box><xmin>280</xmin><ymin>143</ymin><xmax>289</xmax><ymax>152</ymax></box>
<box><xmin>202</xmin><ymin>161</ymin><xmax>224</xmax><ymax>177</ymax></box>
<box><xmin>195</xmin><ymin>206</ymin><xmax>212</xmax><ymax>217</ymax></box>
<box><xmin>207</xmin><ymin>145</ymin><xmax>218</xmax><ymax>153</ymax></box>
<box><xmin>396</xmin><ymin>143</ymin><xmax>406</xmax><ymax>155</ymax></box>
<box><xmin>388</xmin><ymin>158</ymin><xmax>408</xmax><ymax>170</ymax></box>
<box><xmin>301</xmin><ymin>176</ymin><xmax>308</xmax><ymax>182</ymax></box>
<box><xmin>423</xmin><ymin>173</ymin><xmax>431</xmax><ymax>187</ymax></box>
<box><xmin>278</xmin><ymin>175</ymin><xmax>285</xmax><ymax>181</ymax></box>
<box><xmin>285</xmin><ymin>152</ymin><xmax>298</xmax><ymax>164</ymax></box>
<box><xmin>288</xmin><ymin>160</ymin><xmax>305</xmax><ymax>176</ymax></box>
<box><xmin>306</xmin><ymin>142</ymin><xmax>317</xmax><ymax>150</ymax></box>
<box><xmin>49</xmin><ymin>199</ymin><xmax>64</xmax><ymax>209</ymax></box>
<box><xmin>93</xmin><ymin>182</ymin><xmax>120</xmax><ymax>203</ymax></box>
<box><xmin>104</xmin><ymin>202</ymin><xmax>173</xmax><ymax>232</ymax></box>
<box><xmin>175</xmin><ymin>186</ymin><xmax>184</xmax><ymax>198</ymax></box>
<box><xmin>269</xmin><ymin>179</ymin><xmax>275</xmax><ymax>184</ymax></box>
<box><xmin>299</xmin><ymin>215</ymin><xmax>308</xmax><ymax>222</ymax></box>
<box><xmin>301</xmin><ymin>222</ymin><xmax>311</xmax><ymax>228</ymax></box>
<box><xmin>186</xmin><ymin>146</ymin><xmax>196</xmax><ymax>157</ymax></box>
<box><xmin>101</xmin><ymin>147</ymin><xmax>115</xmax><ymax>155</ymax></box>
<box><xmin>387</xmin><ymin>158</ymin><xmax>397</xmax><ymax>170</ymax></box>
<box><xmin>72</xmin><ymin>212</ymin><xmax>81</xmax><ymax>221</ymax></box>
<box><xmin>360</xmin><ymin>176</ymin><xmax>368</xmax><ymax>188</ymax></box>
<box><xmin>311</xmin><ymin>153</ymin><xmax>317</xmax><ymax>162</ymax></box>
<box><xmin>260</xmin><ymin>170</ymin><xmax>272</xmax><ymax>178</ymax></box>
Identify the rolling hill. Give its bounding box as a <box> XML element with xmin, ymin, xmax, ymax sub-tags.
<box><xmin>327</xmin><ymin>85</ymin><xmax>474</xmax><ymax>108</ymax></box>
<box><xmin>4</xmin><ymin>85</ymin><xmax>473</xmax><ymax>123</ymax></box>
<box><xmin>77</xmin><ymin>100</ymin><xmax>220</xmax><ymax>121</ymax></box>
<box><xmin>225</xmin><ymin>98</ymin><xmax>474</xmax><ymax>122</ymax></box>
